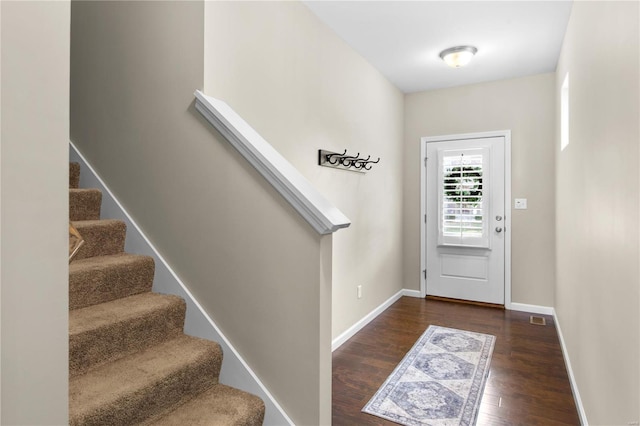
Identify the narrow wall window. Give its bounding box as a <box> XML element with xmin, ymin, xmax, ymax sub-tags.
<box><xmin>561</xmin><ymin>72</ymin><xmax>569</xmax><ymax>151</ymax></box>
<box><xmin>437</xmin><ymin>147</ymin><xmax>491</xmax><ymax>248</ymax></box>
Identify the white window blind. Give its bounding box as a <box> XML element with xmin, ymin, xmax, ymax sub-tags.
<box><xmin>437</xmin><ymin>148</ymin><xmax>491</xmax><ymax>248</ymax></box>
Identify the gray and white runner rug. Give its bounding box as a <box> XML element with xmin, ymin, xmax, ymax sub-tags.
<box><xmin>362</xmin><ymin>325</ymin><xmax>495</xmax><ymax>426</ymax></box>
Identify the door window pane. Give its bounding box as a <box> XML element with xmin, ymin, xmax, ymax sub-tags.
<box><xmin>442</xmin><ymin>154</ymin><xmax>483</xmax><ymax>238</ymax></box>
<box><xmin>437</xmin><ymin>148</ymin><xmax>490</xmax><ymax>248</ymax></box>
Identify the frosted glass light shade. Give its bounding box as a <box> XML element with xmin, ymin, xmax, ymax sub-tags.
<box><xmin>439</xmin><ymin>46</ymin><xmax>478</xmax><ymax>68</ymax></box>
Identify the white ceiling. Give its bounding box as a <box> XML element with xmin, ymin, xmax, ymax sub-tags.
<box><xmin>303</xmin><ymin>1</ymin><xmax>573</xmax><ymax>93</ymax></box>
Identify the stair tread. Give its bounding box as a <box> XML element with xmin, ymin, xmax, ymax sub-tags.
<box><xmin>69</xmin><ymin>188</ymin><xmax>101</xmax><ymax>194</ymax></box>
<box><xmin>147</xmin><ymin>384</ymin><xmax>265</xmax><ymax>426</ymax></box>
<box><xmin>72</xmin><ymin>218</ymin><xmax>124</xmax><ymax>227</ymax></box>
<box><xmin>69</xmin><ymin>335</ymin><xmax>222</xmax><ymax>424</ymax></box>
<box><xmin>69</xmin><ymin>254</ymin><xmax>155</xmax><ymax>310</ymax></box>
<box><xmin>69</xmin><ymin>292</ymin><xmax>186</xmax><ymax>377</ymax></box>
<box><xmin>69</xmin><ymin>292</ymin><xmax>184</xmax><ymax>336</ymax></box>
<box><xmin>71</xmin><ymin>219</ymin><xmax>127</xmax><ymax>260</ymax></box>
<box><xmin>69</xmin><ymin>253</ymin><xmax>152</xmax><ymax>272</ymax></box>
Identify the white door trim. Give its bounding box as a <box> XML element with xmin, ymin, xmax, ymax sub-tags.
<box><xmin>420</xmin><ymin>130</ymin><xmax>512</xmax><ymax>309</ymax></box>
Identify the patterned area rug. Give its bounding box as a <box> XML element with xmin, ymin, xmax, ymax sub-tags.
<box><xmin>362</xmin><ymin>325</ymin><xmax>495</xmax><ymax>426</ymax></box>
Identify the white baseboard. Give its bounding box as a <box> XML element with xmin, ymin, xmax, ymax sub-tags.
<box><xmin>402</xmin><ymin>289</ymin><xmax>423</xmax><ymax>298</ymax></box>
<box><xmin>69</xmin><ymin>142</ymin><xmax>293</xmax><ymax>426</ymax></box>
<box><xmin>332</xmin><ymin>289</ymin><xmax>405</xmax><ymax>351</ymax></box>
<box><xmin>509</xmin><ymin>302</ymin><xmax>554</xmax><ymax>315</ymax></box>
<box><xmin>553</xmin><ymin>308</ymin><xmax>588</xmax><ymax>425</ymax></box>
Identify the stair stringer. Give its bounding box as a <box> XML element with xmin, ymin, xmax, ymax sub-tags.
<box><xmin>70</xmin><ymin>141</ymin><xmax>294</xmax><ymax>426</ymax></box>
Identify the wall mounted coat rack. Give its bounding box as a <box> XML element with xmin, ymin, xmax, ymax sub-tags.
<box><xmin>318</xmin><ymin>149</ymin><xmax>380</xmax><ymax>173</ymax></box>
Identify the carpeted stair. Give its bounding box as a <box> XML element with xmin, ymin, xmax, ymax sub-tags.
<box><xmin>68</xmin><ymin>162</ymin><xmax>265</xmax><ymax>426</ymax></box>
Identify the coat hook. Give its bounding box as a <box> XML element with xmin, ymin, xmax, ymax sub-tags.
<box><xmin>326</xmin><ymin>149</ymin><xmax>347</xmax><ymax>165</ymax></box>
<box><xmin>353</xmin><ymin>155</ymin><xmax>370</xmax><ymax>169</ymax></box>
<box><xmin>340</xmin><ymin>153</ymin><xmax>360</xmax><ymax>167</ymax></box>
<box><xmin>318</xmin><ymin>149</ymin><xmax>379</xmax><ymax>173</ymax></box>
<box><xmin>363</xmin><ymin>157</ymin><xmax>380</xmax><ymax>170</ymax></box>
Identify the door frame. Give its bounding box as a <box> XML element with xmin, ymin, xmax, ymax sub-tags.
<box><xmin>420</xmin><ymin>130</ymin><xmax>512</xmax><ymax>309</ymax></box>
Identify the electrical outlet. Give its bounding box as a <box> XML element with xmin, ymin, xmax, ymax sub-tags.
<box><xmin>514</xmin><ymin>198</ymin><xmax>528</xmax><ymax>210</ymax></box>
<box><xmin>357</xmin><ymin>285</ymin><xmax>362</xmax><ymax>299</ymax></box>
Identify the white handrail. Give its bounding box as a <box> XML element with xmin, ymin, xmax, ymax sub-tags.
<box><xmin>194</xmin><ymin>90</ymin><xmax>351</xmax><ymax>235</ymax></box>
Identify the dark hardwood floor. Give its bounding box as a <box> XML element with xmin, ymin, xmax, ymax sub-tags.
<box><xmin>332</xmin><ymin>297</ymin><xmax>581</xmax><ymax>425</ymax></box>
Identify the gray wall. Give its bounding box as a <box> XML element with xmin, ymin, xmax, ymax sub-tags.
<box><xmin>1</xmin><ymin>1</ymin><xmax>70</xmax><ymax>424</ymax></box>
<box><xmin>204</xmin><ymin>1</ymin><xmax>405</xmax><ymax>341</ymax></box>
<box><xmin>404</xmin><ymin>73</ymin><xmax>556</xmax><ymax>307</ymax></box>
<box><xmin>555</xmin><ymin>2</ymin><xmax>639</xmax><ymax>424</ymax></box>
<box><xmin>70</xmin><ymin>2</ymin><xmax>332</xmax><ymax>424</ymax></box>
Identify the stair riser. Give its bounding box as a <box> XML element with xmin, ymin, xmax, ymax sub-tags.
<box><xmin>144</xmin><ymin>384</ymin><xmax>266</xmax><ymax>426</ymax></box>
<box><xmin>69</xmin><ymin>256</ymin><xmax>155</xmax><ymax>310</ymax></box>
<box><xmin>70</xmin><ymin>301</ymin><xmax>186</xmax><ymax>377</ymax></box>
<box><xmin>70</xmin><ymin>189</ymin><xmax>102</xmax><ymax>221</ymax></box>
<box><xmin>70</xmin><ymin>349</ymin><xmax>221</xmax><ymax>426</ymax></box>
<box><xmin>72</xmin><ymin>221</ymin><xmax>126</xmax><ymax>260</ymax></box>
<box><xmin>70</xmin><ymin>162</ymin><xmax>80</xmax><ymax>189</ymax></box>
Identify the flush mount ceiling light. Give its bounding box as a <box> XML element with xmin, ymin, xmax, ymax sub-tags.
<box><xmin>439</xmin><ymin>46</ymin><xmax>478</xmax><ymax>68</ymax></box>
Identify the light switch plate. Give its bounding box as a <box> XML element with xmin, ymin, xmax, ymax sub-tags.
<box><xmin>514</xmin><ymin>198</ymin><xmax>527</xmax><ymax>209</ymax></box>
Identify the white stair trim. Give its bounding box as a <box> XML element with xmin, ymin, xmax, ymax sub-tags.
<box><xmin>194</xmin><ymin>90</ymin><xmax>350</xmax><ymax>235</ymax></box>
<box><xmin>69</xmin><ymin>141</ymin><xmax>294</xmax><ymax>426</ymax></box>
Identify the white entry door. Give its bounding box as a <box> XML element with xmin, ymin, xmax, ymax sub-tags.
<box><xmin>424</xmin><ymin>135</ymin><xmax>506</xmax><ymax>304</ymax></box>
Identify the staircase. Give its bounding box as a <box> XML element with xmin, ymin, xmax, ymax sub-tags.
<box><xmin>68</xmin><ymin>162</ymin><xmax>265</xmax><ymax>425</ymax></box>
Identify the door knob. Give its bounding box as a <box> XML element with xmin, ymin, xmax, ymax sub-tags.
<box><xmin>495</xmin><ymin>227</ymin><xmax>503</xmax><ymax>233</ymax></box>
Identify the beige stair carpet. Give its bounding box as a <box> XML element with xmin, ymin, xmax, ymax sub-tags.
<box><xmin>68</xmin><ymin>162</ymin><xmax>265</xmax><ymax>425</ymax></box>
<box><xmin>70</xmin><ymin>188</ymin><xmax>102</xmax><ymax>221</ymax></box>
<box><xmin>69</xmin><ymin>254</ymin><xmax>155</xmax><ymax>310</ymax></box>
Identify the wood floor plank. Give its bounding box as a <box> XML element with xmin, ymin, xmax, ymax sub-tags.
<box><xmin>332</xmin><ymin>297</ymin><xmax>580</xmax><ymax>425</ymax></box>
